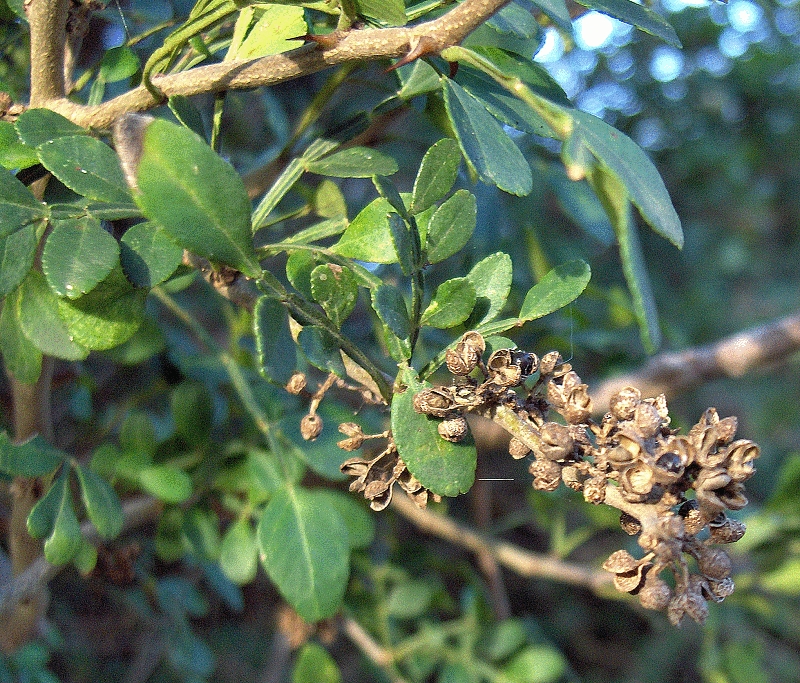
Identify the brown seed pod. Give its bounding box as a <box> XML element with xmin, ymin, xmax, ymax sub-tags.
<box><xmin>413</xmin><ymin>388</ymin><xmax>455</xmax><ymax>417</ymax></box>
<box><xmin>300</xmin><ymin>413</ymin><xmax>323</xmax><ymax>441</ymax></box>
<box><xmin>708</xmin><ymin>518</ymin><xmax>746</xmax><ymax>544</ymax></box>
<box><xmin>619</xmin><ymin>512</ymin><xmax>642</xmax><ymax>535</ymax></box>
<box><xmin>638</xmin><ymin>574</ymin><xmax>672</xmax><ymax>611</ymax></box>
<box><xmin>609</xmin><ymin>386</ymin><xmax>641</xmax><ymax>421</ymax></box>
<box><xmin>508</xmin><ymin>437</ymin><xmax>531</xmax><ymax>459</ymax></box>
<box><xmin>438</xmin><ymin>415</ymin><xmax>469</xmax><ymax>442</ymax></box>
<box><xmin>486</xmin><ymin>349</ymin><xmax>523</xmax><ymax>387</ymax></box>
<box><xmin>285</xmin><ymin>372</ymin><xmax>308</xmax><ymax>395</ymax></box>
<box><xmin>694</xmin><ymin>546</ymin><xmax>733</xmax><ymax>581</ymax></box>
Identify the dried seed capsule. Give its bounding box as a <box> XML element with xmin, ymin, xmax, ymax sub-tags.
<box><xmin>508</xmin><ymin>437</ymin><xmax>531</xmax><ymax>459</ymax></box>
<box><xmin>510</xmin><ymin>350</ymin><xmax>538</xmax><ymax>377</ymax></box>
<box><xmin>634</xmin><ymin>402</ymin><xmax>663</xmax><ymax>438</ymax></box>
<box><xmin>300</xmin><ymin>413</ymin><xmax>323</xmax><ymax>441</ymax></box>
<box><xmin>413</xmin><ymin>388</ymin><xmax>455</xmax><ymax>417</ymax></box>
<box><xmin>445</xmin><ymin>332</ymin><xmax>486</xmax><ymax>375</ymax></box>
<box><xmin>638</xmin><ymin>574</ymin><xmax>672</xmax><ymax>611</ymax></box>
<box><xmin>694</xmin><ymin>546</ymin><xmax>732</xmax><ymax>580</ymax></box>
<box><xmin>438</xmin><ymin>415</ymin><xmax>469</xmax><ymax>442</ymax></box>
<box><xmin>609</xmin><ymin>386</ymin><xmax>641</xmax><ymax>421</ymax></box>
<box><xmin>583</xmin><ymin>475</ymin><xmax>606</xmax><ymax>504</ymax></box>
<box><xmin>529</xmin><ymin>458</ymin><xmax>561</xmax><ymax>491</ymax></box>
<box><xmin>679</xmin><ymin>500</ymin><xmax>706</xmax><ymax>536</ymax></box>
<box><xmin>619</xmin><ymin>512</ymin><xmax>642</xmax><ymax>535</ymax></box>
<box><xmin>708</xmin><ymin>518</ymin><xmax>746</xmax><ymax>544</ymax></box>
<box><xmin>285</xmin><ymin>372</ymin><xmax>308</xmax><ymax>395</ymax></box>
<box><xmin>602</xmin><ymin>549</ymin><xmax>639</xmax><ymax>574</ymax></box>
<box><xmin>486</xmin><ymin>349</ymin><xmax>523</xmax><ymax>387</ymax></box>
<box><xmin>538</xmin><ymin>422</ymin><xmax>574</xmax><ymax>461</ymax></box>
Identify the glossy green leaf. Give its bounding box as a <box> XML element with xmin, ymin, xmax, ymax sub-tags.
<box><xmin>519</xmin><ymin>260</ymin><xmax>591</xmax><ymax>321</ymax></box>
<box><xmin>220</xmin><ymin>518</ymin><xmax>258</xmax><ymax>585</ymax></box>
<box><xmin>298</xmin><ymin>325</ymin><xmax>346</xmax><ymax>378</ymax></box>
<box><xmin>502</xmin><ymin>644</ymin><xmax>567</xmax><ymax>683</ymax></box>
<box><xmin>465</xmin><ymin>252</ymin><xmax>512</xmax><ymax>326</ymax></box>
<box><xmin>171</xmin><ymin>380</ymin><xmax>213</xmax><ymax>446</ymax></box>
<box><xmin>293</xmin><ymin>643</ymin><xmax>342</xmax><ymax>683</ymax></box>
<box><xmin>15</xmin><ymin>108</ymin><xmax>88</xmax><ymax>148</ymax></box>
<box><xmin>135</xmin><ymin>118</ymin><xmax>261</xmax><ymax>278</ymax></box>
<box><xmin>310</xmin><ymin>263</ymin><xmax>359</xmax><ymax>329</ymax></box>
<box><xmin>285</xmin><ymin>250</ymin><xmax>317</xmax><ymax>299</ymax></box>
<box><xmin>488</xmin><ymin>1</ymin><xmax>539</xmax><ymax>39</ymax></box>
<box><xmin>0</xmin><ymin>167</ymin><xmax>46</xmax><ymax>240</ymax></box>
<box><xmin>27</xmin><ymin>471</ymin><xmax>65</xmax><ymax>539</ymax></box>
<box><xmin>397</xmin><ymin>59</ymin><xmax>441</xmax><ymax>99</ymax></box>
<box><xmin>168</xmin><ymin>95</ymin><xmax>207</xmax><ymax>139</ymax></box>
<box><xmin>371</xmin><ymin>284</ymin><xmax>410</xmax><ymax>340</ymax></box>
<box><xmin>257</xmin><ymin>485</ymin><xmax>350</xmax><ymax>622</ymax></box>
<box><xmin>332</xmin><ymin>197</ymin><xmax>401</xmax><ymax>264</ymax></box>
<box><xmin>0</xmin><ymin>288</ymin><xmax>42</xmax><ymax>384</ymax></box>
<box><xmin>575</xmin><ymin>0</ymin><xmax>680</xmax><ymax>46</ymax></box>
<box><xmin>0</xmin><ymin>432</ymin><xmax>64</xmax><ymax>477</ymax></box>
<box><xmin>0</xmin><ymin>121</ymin><xmax>39</xmax><ymax>170</ymax></box>
<box><xmin>254</xmin><ymin>295</ymin><xmax>297</xmax><ymax>384</ymax></box>
<box><xmin>443</xmin><ymin>78</ymin><xmax>532</xmax><ymax>196</ymax></box>
<box><xmin>42</xmin><ymin>217</ymin><xmax>120</xmax><ymax>298</ymax></box>
<box><xmin>420</xmin><ymin>278</ymin><xmax>476</xmax><ymax>329</ymax></box>
<box><xmin>305</xmin><ymin>147</ymin><xmax>398</xmax><ymax>178</ymax></box>
<box><xmin>57</xmin><ymin>267</ymin><xmax>146</xmax><ymax>351</ymax></box>
<box><xmin>120</xmin><ymin>221</ymin><xmax>183</xmax><ymax>287</ymax></box>
<box><xmin>354</xmin><ymin>0</ymin><xmax>406</xmax><ymax>26</ymax></box>
<box><xmin>226</xmin><ymin>4</ymin><xmax>306</xmax><ymax>60</ymax></box>
<box><xmin>0</xmin><ymin>223</ymin><xmax>37</xmax><ymax>295</ymax></box>
<box><xmin>411</xmin><ymin>138</ymin><xmax>462</xmax><ymax>215</ymax></box>
<box><xmin>44</xmin><ymin>470</ymin><xmax>83</xmax><ymax>565</ymax></box>
<box><xmin>313</xmin><ymin>490</ymin><xmax>375</xmax><ymax>549</ymax></box>
<box><xmin>75</xmin><ymin>463</ymin><xmax>124</xmax><ymax>539</ymax></box>
<box><xmin>588</xmin><ymin>167</ymin><xmax>660</xmax><ymax>351</ymax></box>
<box><xmin>36</xmin><ymin>134</ymin><xmax>133</xmax><ymax>204</ymax></box>
<box><xmin>16</xmin><ymin>271</ymin><xmax>89</xmax><ymax>361</ymax></box>
<box><xmin>391</xmin><ymin>368</ymin><xmax>477</xmax><ymax>496</ymax></box>
<box><xmin>98</xmin><ymin>46</ymin><xmax>141</xmax><ymax>82</ymax></box>
<box><xmin>138</xmin><ymin>465</ymin><xmax>193</xmax><ymax>503</ymax></box>
<box><xmin>568</xmin><ymin>110</ymin><xmax>683</xmax><ymax>248</ymax></box>
<box><xmin>426</xmin><ymin>189</ymin><xmax>477</xmax><ymax>263</ymax></box>
<box><xmin>388</xmin><ymin>212</ymin><xmax>414</xmax><ymax>275</ymax></box>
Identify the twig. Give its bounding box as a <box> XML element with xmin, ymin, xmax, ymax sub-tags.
<box><xmin>342</xmin><ymin>616</ymin><xmax>410</xmax><ymax>683</ymax></box>
<box><xmin>591</xmin><ymin>310</ymin><xmax>800</xmax><ymax>411</ymax></box>
<box><xmin>44</xmin><ymin>0</ymin><xmax>511</xmax><ymax>129</ymax></box>
<box><xmin>391</xmin><ymin>494</ymin><xmax>611</xmax><ymax>591</ymax></box>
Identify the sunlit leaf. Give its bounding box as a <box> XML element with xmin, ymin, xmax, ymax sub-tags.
<box><xmin>519</xmin><ymin>260</ymin><xmax>591</xmax><ymax>321</ymax></box>
<box><xmin>310</xmin><ymin>262</ymin><xmax>359</xmax><ymax>328</ymax></box>
<box><xmin>420</xmin><ymin>277</ymin><xmax>476</xmax><ymax>329</ymax></box>
<box><xmin>226</xmin><ymin>4</ymin><xmax>306</xmax><ymax>60</ymax></box>
<box><xmin>411</xmin><ymin>138</ymin><xmax>462</xmax><ymax>215</ymax></box>
<box><xmin>305</xmin><ymin>147</ymin><xmax>398</xmax><ymax>178</ymax></box>
<box><xmin>426</xmin><ymin>189</ymin><xmax>477</xmax><ymax>264</ymax></box>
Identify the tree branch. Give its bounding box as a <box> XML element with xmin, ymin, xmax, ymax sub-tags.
<box><xmin>27</xmin><ymin>0</ymin><xmax>70</xmax><ymax>105</ymax></box>
<box><xmin>591</xmin><ymin>310</ymin><xmax>800</xmax><ymax>411</ymax></box>
<box><xmin>45</xmin><ymin>0</ymin><xmax>511</xmax><ymax>129</ymax></box>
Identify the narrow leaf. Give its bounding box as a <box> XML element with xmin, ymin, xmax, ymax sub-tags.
<box><xmin>0</xmin><ymin>432</ymin><xmax>64</xmax><ymax>477</ymax></box>
<box><xmin>420</xmin><ymin>278</ymin><xmax>476</xmax><ymax>329</ymax></box>
<box><xmin>425</xmin><ymin>189</ymin><xmax>477</xmax><ymax>263</ymax></box>
<box><xmin>27</xmin><ymin>472</ymin><xmax>64</xmax><ymax>539</ymax></box>
<box><xmin>391</xmin><ymin>368</ymin><xmax>477</xmax><ymax>496</ymax></box>
<box><xmin>257</xmin><ymin>485</ymin><xmax>350</xmax><ymax>622</ymax></box>
<box><xmin>305</xmin><ymin>147</ymin><xmax>398</xmax><ymax>178</ymax></box>
<box><xmin>42</xmin><ymin>217</ymin><xmax>120</xmax><ymax>298</ymax></box>
<box><xmin>310</xmin><ymin>263</ymin><xmax>359</xmax><ymax>329</ymax></box>
<box><xmin>519</xmin><ymin>260</ymin><xmax>591</xmax><ymax>321</ymax></box>
<box><xmin>168</xmin><ymin>95</ymin><xmax>207</xmax><ymax>139</ymax></box>
<box><xmin>44</xmin><ymin>470</ymin><xmax>83</xmax><ymax>565</ymax></box>
<box><xmin>371</xmin><ymin>285</ymin><xmax>410</xmax><ymax>340</ymax></box>
<box><xmin>442</xmin><ymin>78</ymin><xmax>532</xmax><ymax>196</ymax></box>
<box><xmin>388</xmin><ymin>212</ymin><xmax>414</xmax><ymax>275</ymax></box>
<box><xmin>254</xmin><ymin>295</ymin><xmax>297</xmax><ymax>384</ymax></box>
<box><xmin>135</xmin><ymin>118</ymin><xmax>261</xmax><ymax>278</ymax></box>
<box><xmin>75</xmin><ymin>463</ymin><xmax>124</xmax><ymax>539</ymax></box>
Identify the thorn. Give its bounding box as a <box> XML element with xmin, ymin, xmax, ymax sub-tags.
<box><xmin>385</xmin><ymin>35</ymin><xmax>439</xmax><ymax>73</ymax></box>
<box><xmin>449</xmin><ymin>61</ymin><xmax>459</xmax><ymax>79</ymax></box>
<box><xmin>302</xmin><ymin>30</ymin><xmax>348</xmax><ymax>50</ymax></box>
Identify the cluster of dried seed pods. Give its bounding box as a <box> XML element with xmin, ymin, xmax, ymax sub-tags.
<box><xmin>410</xmin><ymin>331</ymin><xmax>760</xmax><ymax>624</ymax></box>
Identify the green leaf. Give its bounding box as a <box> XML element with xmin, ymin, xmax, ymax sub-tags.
<box><xmin>15</xmin><ymin>108</ymin><xmax>88</xmax><ymax>148</ymax></box>
<box><xmin>426</xmin><ymin>189</ymin><xmax>477</xmax><ymax>263</ymax></box>
<box><xmin>257</xmin><ymin>485</ymin><xmax>350</xmax><ymax>622</ymax></box>
<box><xmin>502</xmin><ymin>645</ymin><xmax>567</xmax><ymax>683</ymax></box>
<box><xmin>0</xmin><ymin>223</ymin><xmax>37</xmax><ymax>296</ymax></box>
<box><xmin>44</xmin><ymin>470</ymin><xmax>83</xmax><ymax>565</ymax></box>
<box><xmin>102</xmin><ymin>313</ymin><xmax>166</xmax><ymax>365</ymax></box>
<box><xmin>119</xmin><ymin>410</ymin><xmax>157</xmax><ymax>457</ymax></box>
<box><xmin>411</xmin><ymin>138</ymin><xmax>462</xmax><ymax>215</ymax></box>
<box><xmin>354</xmin><ymin>0</ymin><xmax>406</xmax><ymax>26</ymax></box>
<box><xmin>568</xmin><ymin>110</ymin><xmax>683</xmax><ymax>248</ymax></box>
<box><xmin>588</xmin><ymin>167</ymin><xmax>660</xmax><ymax>351</ymax></box>
<box><xmin>488</xmin><ymin>1</ymin><xmax>540</xmax><ymax>39</ymax></box>
<box><xmin>181</xmin><ymin>506</ymin><xmax>221</xmax><ymax>562</ymax></box>
<box><xmin>0</xmin><ymin>167</ymin><xmax>46</xmax><ymax>240</ymax></box>
<box><xmin>465</xmin><ymin>252</ymin><xmax>512</xmax><ymax>326</ymax></box>
<box><xmin>332</xmin><ymin>196</ymin><xmax>405</xmax><ymax>263</ymax></box>
<box><xmin>226</xmin><ymin>4</ymin><xmax>306</xmax><ymax>60</ymax></box>
<box><xmin>386</xmin><ymin>579</ymin><xmax>434</xmax><ymax>619</ymax></box>
<box><xmin>57</xmin><ymin>266</ymin><xmax>146</xmax><ymax>351</ymax></box>
<box><xmin>0</xmin><ymin>121</ymin><xmax>39</xmax><ymax>170</ymax></box>
<box><xmin>120</xmin><ymin>221</ymin><xmax>183</xmax><ymax>287</ymax></box>
<box><xmin>36</xmin><ymin>134</ymin><xmax>133</xmax><ymax>204</ymax></box>
<box><xmin>310</xmin><ymin>263</ymin><xmax>359</xmax><ymax>329</ymax></box>
<box><xmin>27</xmin><ymin>472</ymin><xmax>64</xmax><ymax>539</ymax></box>
<box><xmin>220</xmin><ymin>518</ymin><xmax>258</xmax><ymax>585</ymax></box>
<box><xmin>0</xmin><ymin>288</ymin><xmax>42</xmax><ymax>384</ymax></box>
<box><xmin>484</xmin><ymin>618</ymin><xmax>528</xmax><ymax>662</ymax></box>
<box><xmin>75</xmin><ymin>463</ymin><xmax>124</xmax><ymax>539</ymax></box>
<box><xmin>443</xmin><ymin>78</ymin><xmax>532</xmax><ymax>196</ymax></box>
<box><xmin>530</xmin><ymin>0</ymin><xmax>571</xmax><ymax>30</ymax></box>
<box><xmin>391</xmin><ymin>369</ymin><xmax>477</xmax><ymax>496</ymax></box>
<box><xmin>254</xmin><ymin>295</ymin><xmax>297</xmax><ymax>384</ymax></box>
<box><xmin>519</xmin><ymin>260</ymin><xmax>591</xmax><ymax>321</ymax></box>
<box><xmin>420</xmin><ymin>278</ymin><xmax>476</xmax><ymax>329</ymax></box>
<box><xmin>155</xmin><ymin>507</ymin><xmax>185</xmax><ymax>562</ymax></box>
<box><xmin>313</xmin><ymin>490</ymin><xmax>375</xmax><ymax>549</ymax></box>
<box><xmin>72</xmin><ymin>538</ymin><xmax>99</xmax><ymax>575</ymax></box>
<box><xmin>293</xmin><ymin>643</ymin><xmax>342</xmax><ymax>683</ymax></box>
<box><xmin>98</xmin><ymin>46</ymin><xmax>141</xmax><ymax>82</ymax></box>
<box><xmin>168</xmin><ymin>95</ymin><xmax>208</xmax><ymax>139</ymax></box>
<box><xmin>371</xmin><ymin>285</ymin><xmax>410</xmax><ymax>340</ymax></box>
<box><xmin>574</xmin><ymin>0</ymin><xmax>681</xmax><ymax>47</ymax></box>
<box><xmin>42</xmin><ymin>217</ymin><xmax>120</xmax><ymax>298</ymax></box>
<box><xmin>135</xmin><ymin>118</ymin><xmax>261</xmax><ymax>278</ymax></box>
<box><xmin>314</xmin><ymin>179</ymin><xmax>348</xmax><ymax>219</ymax></box>
<box><xmin>397</xmin><ymin>59</ymin><xmax>441</xmax><ymax>99</ymax></box>
<box><xmin>286</xmin><ymin>250</ymin><xmax>317</xmax><ymax>299</ymax></box>
<box><xmin>171</xmin><ymin>381</ymin><xmax>213</xmax><ymax>446</ymax></box>
<box><xmin>298</xmin><ymin>326</ymin><xmax>347</xmax><ymax>378</ymax></box>
<box><xmin>305</xmin><ymin>147</ymin><xmax>398</xmax><ymax>178</ymax></box>
<box><xmin>388</xmin><ymin>212</ymin><xmax>414</xmax><ymax>275</ymax></box>
<box><xmin>0</xmin><ymin>432</ymin><xmax>64</xmax><ymax>477</ymax></box>
<box><xmin>16</xmin><ymin>270</ymin><xmax>89</xmax><ymax>361</ymax></box>
<box><xmin>138</xmin><ymin>465</ymin><xmax>193</xmax><ymax>503</ymax></box>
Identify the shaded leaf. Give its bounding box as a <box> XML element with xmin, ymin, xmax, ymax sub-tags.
<box><xmin>293</xmin><ymin>643</ymin><xmax>342</xmax><ymax>683</ymax></box>
<box><xmin>27</xmin><ymin>470</ymin><xmax>66</xmax><ymax>540</ymax></box>
<box><xmin>0</xmin><ymin>288</ymin><xmax>42</xmax><ymax>384</ymax></box>
<box><xmin>298</xmin><ymin>325</ymin><xmax>346</xmax><ymax>377</ymax></box>
<box><xmin>42</xmin><ymin>217</ymin><xmax>120</xmax><ymax>298</ymax></box>
<box><xmin>0</xmin><ymin>166</ymin><xmax>46</xmax><ymax>240</ymax></box>
<box><xmin>397</xmin><ymin>59</ymin><xmax>441</xmax><ymax>99</ymax></box>
<box><xmin>310</xmin><ymin>263</ymin><xmax>359</xmax><ymax>329</ymax></box>
<box><xmin>313</xmin><ymin>490</ymin><xmax>375</xmax><ymax>549</ymax></box>
<box><xmin>388</xmin><ymin>212</ymin><xmax>414</xmax><ymax>275</ymax></box>
<box><xmin>488</xmin><ymin>1</ymin><xmax>540</xmax><ymax>39</ymax></box>
<box><xmin>120</xmin><ymin>221</ymin><xmax>183</xmax><ymax>287</ymax></box>
<box><xmin>305</xmin><ymin>147</ymin><xmax>398</xmax><ymax>178</ymax></box>
<box><xmin>182</xmin><ymin>506</ymin><xmax>221</xmax><ymax>561</ymax></box>
<box><xmin>391</xmin><ymin>368</ymin><xmax>477</xmax><ymax>496</ymax></box>
<box><xmin>44</xmin><ymin>470</ymin><xmax>83</xmax><ymax>565</ymax></box>
<box><xmin>519</xmin><ymin>260</ymin><xmax>591</xmax><ymax>321</ymax></box>
<box><xmin>138</xmin><ymin>465</ymin><xmax>193</xmax><ymax>503</ymax></box>
<box><xmin>75</xmin><ymin>463</ymin><xmax>124</xmax><ymax>539</ymax></box>
<box><xmin>168</xmin><ymin>95</ymin><xmax>207</xmax><ymax>139</ymax></box>
<box><xmin>171</xmin><ymin>380</ymin><xmax>213</xmax><ymax>446</ymax></box>
<box><xmin>371</xmin><ymin>284</ymin><xmax>410</xmax><ymax>340</ymax></box>
<box><xmin>354</xmin><ymin>0</ymin><xmax>406</xmax><ymax>26</ymax></box>
<box><xmin>0</xmin><ymin>432</ymin><xmax>64</xmax><ymax>477</ymax></box>
<box><xmin>530</xmin><ymin>0</ymin><xmax>571</xmax><ymax>30</ymax></box>
<box><xmin>135</xmin><ymin>118</ymin><xmax>261</xmax><ymax>278</ymax></box>
<box><xmin>257</xmin><ymin>485</ymin><xmax>350</xmax><ymax>622</ymax></box>
<box><xmin>426</xmin><ymin>189</ymin><xmax>477</xmax><ymax>263</ymax></box>
<box><xmin>0</xmin><ymin>223</ymin><xmax>37</xmax><ymax>296</ymax></box>
<box><xmin>420</xmin><ymin>278</ymin><xmax>476</xmax><ymax>329</ymax></box>
<box><xmin>411</xmin><ymin>138</ymin><xmax>462</xmax><ymax>215</ymax></box>
<box><xmin>220</xmin><ymin>518</ymin><xmax>258</xmax><ymax>585</ymax></box>
<box><xmin>254</xmin><ymin>295</ymin><xmax>297</xmax><ymax>384</ymax></box>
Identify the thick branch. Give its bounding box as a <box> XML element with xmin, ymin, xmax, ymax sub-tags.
<box><xmin>391</xmin><ymin>494</ymin><xmax>611</xmax><ymax>591</ymax></box>
<box><xmin>27</xmin><ymin>0</ymin><xmax>70</xmax><ymax>104</ymax></box>
<box><xmin>46</xmin><ymin>0</ymin><xmax>510</xmax><ymax>129</ymax></box>
<box><xmin>591</xmin><ymin>310</ymin><xmax>800</xmax><ymax>411</ymax></box>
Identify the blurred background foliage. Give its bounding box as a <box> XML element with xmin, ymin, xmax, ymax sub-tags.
<box><xmin>3</xmin><ymin>0</ymin><xmax>800</xmax><ymax>682</ymax></box>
